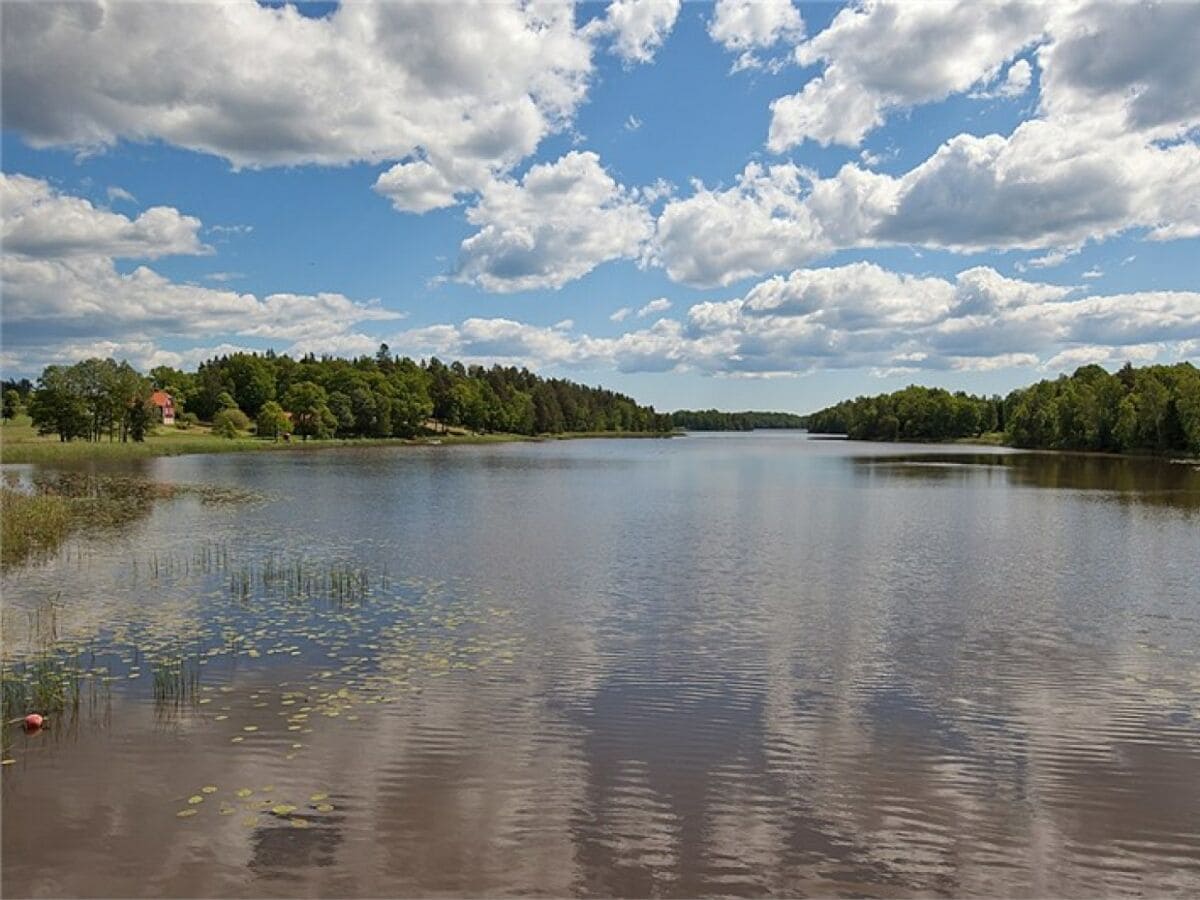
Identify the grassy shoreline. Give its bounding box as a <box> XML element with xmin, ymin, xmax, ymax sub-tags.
<box><xmin>820</xmin><ymin>430</ymin><xmax>1198</xmax><ymax>460</ymax></box>
<box><xmin>0</xmin><ymin>416</ymin><xmax>674</xmax><ymax>466</ymax></box>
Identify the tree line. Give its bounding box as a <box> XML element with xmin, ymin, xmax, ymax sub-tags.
<box><xmin>16</xmin><ymin>345</ymin><xmax>675</xmax><ymax>442</ymax></box>
<box><xmin>802</xmin><ymin>363</ymin><xmax>1200</xmax><ymax>455</ymax></box>
<box><xmin>670</xmin><ymin>409</ymin><xmax>807</xmax><ymax>431</ymax></box>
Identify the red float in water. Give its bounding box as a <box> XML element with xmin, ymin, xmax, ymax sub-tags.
<box><xmin>23</xmin><ymin>714</ymin><xmax>43</xmax><ymax>731</ymax></box>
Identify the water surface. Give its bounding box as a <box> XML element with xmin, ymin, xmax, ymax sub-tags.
<box><xmin>3</xmin><ymin>433</ymin><xmax>1199</xmax><ymax>897</ymax></box>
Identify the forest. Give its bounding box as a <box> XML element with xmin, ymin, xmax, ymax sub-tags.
<box><xmin>670</xmin><ymin>410</ymin><xmax>807</xmax><ymax>431</ymax></box>
<box><xmin>11</xmin><ymin>346</ymin><xmax>674</xmax><ymax>442</ymax></box>
<box><xmin>803</xmin><ymin>363</ymin><xmax>1200</xmax><ymax>455</ymax></box>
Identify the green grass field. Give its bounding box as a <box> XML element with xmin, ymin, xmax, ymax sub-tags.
<box><xmin>0</xmin><ymin>415</ymin><xmax>670</xmax><ymax>465</ymax></box>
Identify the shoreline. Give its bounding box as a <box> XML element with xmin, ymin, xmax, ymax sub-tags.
<box><xmin>806</xmin><ymin>431</ymin><xmax>1199</xmax><ymax>462</ymax></box>
<box><xmin>0</xmin><ymin>427</ymin><xmax>677</xmax><ymax>466</ymax></box>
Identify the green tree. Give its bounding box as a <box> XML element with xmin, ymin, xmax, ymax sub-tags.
<box><xmin>283</xmin><ymin>381</ymin><xmax>335</xmax><ymax>440</ymax></box>
<box><xmin>328</xmin><ymin>391</ymin><xmax>355</xmax><ymax>435</ymax></box>
<box><xmin>255</xmin><ymin>400</ymin><xmax>289</xmax><ymax>440</ymax></box>
<box><xmin>223</xmin><ymin>353</ymin><xmax>276</xmax><ymax>417</ymax></box>
<box><xmin>2</xmin><ymin>389</ymin><xmax>20</xmax><ymax>421</ymax></box>
<box><xmin>28</xmin><ymin>366</ymin><xmax>89</xmax><ymax>441</ymax></box>
<box><xmin>126</xmin><ymin>384</ymin><xmax>155</xmax><ymax>442</ymax></box>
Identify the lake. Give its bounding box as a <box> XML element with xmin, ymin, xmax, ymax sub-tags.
<box><xmin>2</xmin><ymin>432</ymin><xmax>1199</xmax><ymax>897</ymax></box>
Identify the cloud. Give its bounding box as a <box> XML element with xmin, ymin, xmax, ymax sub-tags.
<box><xmin>709</xmin><ymin>0</ymin><xmax>804</xmax><ymax>72</ymax></box>
<box><xmin>207</xmin><ymin>224</ymin><xmax>253</xmax><ymax>237</ymax></box>
<box><xmin>767</xmin><ymin>0</ymin><xmax>1044</xmax><ymax>150</ymax></box>
<box><xmin>971</xmin><ymin>58</ymin><xmax>1033</xmax><ymax>100</ymax></box>
<box><xmin>391</xmin><ymin>263</ymin><xmax>1200</xmax><ymax>378</ymax></box>
<box><xmin>1042</xmin><ymin>343</ymin><xmax>1162</xmax><ymax>373</ymax></box>
<box><xmin>106</xmin><ymin>185</ymin><xmax>136</xmax><ymax>204</ymax></box>
<box><xmin>624</xmin><ymin>115</ymin><xmax>643</xmax><ymax>132</ymax></box>
<box><xmin>374</xmin><ymin>158</ymin><xmax>464</xmax><ymax>214</ymax></box>
<box><xmin>2</xmin><ymin>175</ymin><xmax>403</xmax><ymax>374</ymax></box>
<box><xmin>1038</xmin><ymin>0</ymin><xmax>1200</xmax><ymax>139</ymax></box>
<box><xmin>2</xmin><ymin>173</ymin><xmax>208</xmax><ymax>259</ymax></box>
<box><xmin>3</xmin><ymin>1</ymin><xmax>594</xmax><ymax>212</ymax></box>
<box><xmin>652</xmin><ymin>162</ymin><xmax>829</xmax><ymax>288</ymax></box>
<box><xmin>648</xmin><ymin>0</ymin><xmax>1200</xmax><ymax>290</ymax></box>
<box><xmin>455</xmin><ymin>151</ymin><xmax>653</xmax><ymax>292</ymax></box>
<box><xmin>0</xmin><ymin>340</ymin><xmax>260</xmax><ymax>376</ymax></box>
<box><xmin>204</xmin><ymin>271</ymin><xmax>245</xmax><ymax>283</ymax></box>
<box><xmin>609</xmin><ymin>307</ymin><xmax>632</xmax><ymax>323</ymax></box>
<box><xmin>585</xmin><ymin>0</ymin><xmax>681</xmax><ymax>65</ymax></box>
<box><xmin>636</xmin><ymin>298</ymin><xmax>672</xmax><ymax>318</ymax></box>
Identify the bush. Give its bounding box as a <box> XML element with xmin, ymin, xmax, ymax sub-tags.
<box><xmin>178</xmin><ymin>411</ymin><xmax>200</xmax><ymax>429</ymax></box>
<box><xmin>212</xmin><ymin>408</ymin><xmax>249</xmax><ymax>438</ymax></box>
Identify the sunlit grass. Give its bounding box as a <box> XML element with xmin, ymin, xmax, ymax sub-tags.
<box><xmin>1</xmin><ymin>473</ymin><xmax>259</xmax><ymax>570</ymax></box>
<box><xmin>1</xmin><ymin>488</ymin><xmax>72</xmax><ymax>568</ymax></box>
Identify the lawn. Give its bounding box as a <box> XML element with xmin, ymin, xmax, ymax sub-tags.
<box><xmin>0</xmin><ymin>414</ymin><xmax>544</xmax><ymax>465</ymax></box>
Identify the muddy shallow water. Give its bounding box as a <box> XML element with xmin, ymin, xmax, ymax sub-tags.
<box><xmin>3</xmin><ymin>433</ymin><xmax>1199</xmax><ymax>897</ymax></box>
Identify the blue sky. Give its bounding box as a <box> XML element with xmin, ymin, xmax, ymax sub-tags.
<box><xmin>3</xmin><ymin>1</ymin><xmax>1198</xmax><ymax>413</ymax></box>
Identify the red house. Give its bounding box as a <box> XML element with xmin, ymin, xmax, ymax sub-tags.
<box><xmin>150</xmin><ymin>390</ymin><xmax>175</xmax><ymax>425</ymax></box>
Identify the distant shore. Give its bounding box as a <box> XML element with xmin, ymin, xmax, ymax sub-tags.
<box><xmin>809</xmin><ymin>430</ymin><xmax>1198</xmax><ymax>461</ymax></box>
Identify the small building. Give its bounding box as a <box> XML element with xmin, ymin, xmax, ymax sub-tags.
<box><xmin>150</xmin><ymin>390</ymin><xmax>175</xmax><ymax>425</ymax></box>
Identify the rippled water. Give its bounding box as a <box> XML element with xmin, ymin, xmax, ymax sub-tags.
<box><xmin>3</xmin><ymin>433</ymin><xmax>1199</xmax><ymax>897</ymax></box>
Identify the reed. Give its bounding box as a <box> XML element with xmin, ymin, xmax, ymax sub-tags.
<box><xmin>1</xmin><ymin>488</ymin><xmax>71</xmax><ymax>568</ymax></box>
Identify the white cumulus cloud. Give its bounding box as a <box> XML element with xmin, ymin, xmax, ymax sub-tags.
<box><xmin>653</xmin><ymin>162</ymin><xmax>829</xmax><ymax>288</ymax></box>
<box><xmin>3</xmin><ymin>1</ymin><xmax>594</xmax><ymax>214</ymax></box>
<box><xmin>2</xmin><ymin>175</ymin><xmax>403</xmax><ymax>373</ymax></box>
<box><xmin>709</xmin><ymin>0</ymin><xmax>804</xmax><ymax>71</ymax></box>
<box><xmin>767</xmin><ymin>0</ymin><xmax>1044</xmax><ymax>150</ymax></box>
<box><xmin>585</xmin><ymin>0</ymin><xmax>681</xmax><ymax>65</ymax></box>
<box><xmin>455</xmin><ymin>151</ymin><xmax>654</xmax><ymax>293</ymax></box>
<box><xmin>2</xmin><ymin>173</ymin><xmax>207</xmax><ymax>259</ymax></box>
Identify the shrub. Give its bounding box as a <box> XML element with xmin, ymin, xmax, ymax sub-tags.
<box><xmin>212</xmin><ymin>408</ymin><xmax>248</xmax><ymax>438</ymax></box>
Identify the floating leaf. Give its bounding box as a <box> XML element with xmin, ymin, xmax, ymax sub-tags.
<box><xmin>235</xmin><ymin>788</ymin><xmax>253</xmax><ymax>798</ymax></box>
<box><xmin>314</xmin><ymin>803</ymin><xmax>334</xmax><ymax>813</ymax></box>
<box><xmin>290</xmin><ymin>817</ymin><xmax>309</xmax><ymax>828</ymax></box>
<box><xmin>187</xmin><ymin>795</ymin><xmax>204</xmax><ymax>805</ymax></box>
<box><xmin>176</xmin><ymin>809</ymin><xmax>198</xmax><ymax>818</ymax></box>
<box><xmin>201</xmin><ymin>785</ymin><xmax>218</xmax><ymax>794</ymax></box>
<box><xmin>309</xmin><ymin>792</ymin><xmax>328</xmax><ymax>802</ymax></box>
<box><xmin>242</xmin><ymin>725</ymin><xmax>258</xmax><ymax>732</ymax></box>
<box><xmin>271</xmin><ymin>804</ymin><xmax>297</xmax><ymax>816</ymax></box>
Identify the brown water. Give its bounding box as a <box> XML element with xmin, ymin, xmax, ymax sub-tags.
<box><xmin>2</xmin><ymin>433</ymin><xmax>1199</xmax><ymax>897</ymax></box>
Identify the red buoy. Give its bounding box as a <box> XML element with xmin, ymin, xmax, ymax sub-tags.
<box><xmin>23</xmin><ymin>714</ymin><xmax>43</xmax><ymax>731</ymax></box>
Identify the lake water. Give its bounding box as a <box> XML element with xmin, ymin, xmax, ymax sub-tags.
<box><xmin>3</xmin><ymin>433</ymin><xmax>1199</xmax><ymax>897</ymax></box>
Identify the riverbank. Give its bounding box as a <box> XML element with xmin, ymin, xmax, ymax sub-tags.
<box><xmin>0</xmin><ymin>416</ymin><xmax>674</xmax><ymax>465</ymax></box>
<box><xmin>808</xmin><ymin>429</ymin><xmax>1198</xmax><ymax>459</ymax></box>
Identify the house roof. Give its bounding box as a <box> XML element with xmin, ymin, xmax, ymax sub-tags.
<box><xmin>150</xmin><ymin>390</ymin><xmax>173</xmax><ymax>407</ymax></box>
